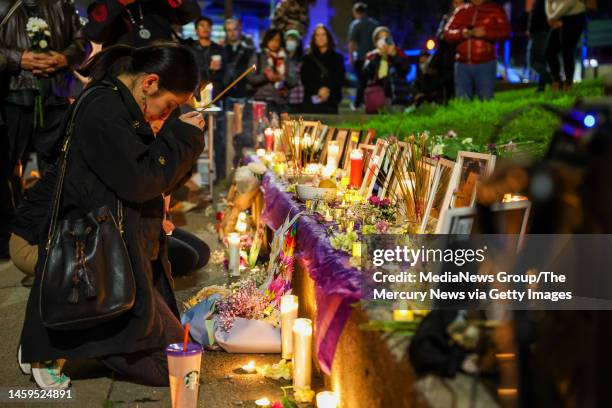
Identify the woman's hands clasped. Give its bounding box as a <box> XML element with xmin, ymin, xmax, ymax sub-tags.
<box><xmin>179</xmin><ymin>111</ymin><xmax>205</xmax><ymax>131</ymax></box>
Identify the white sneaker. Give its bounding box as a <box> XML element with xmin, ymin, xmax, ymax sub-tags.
<box><xmin>31</xmin><ymin>360</ymin><xmax>71</xmax><ymax>389</ymax></box>
<box><xmin>17</xmin><ymin>346</ymin><xmax>31</xmax><ymax>375</ymax></box>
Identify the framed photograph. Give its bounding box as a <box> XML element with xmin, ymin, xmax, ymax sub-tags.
<box><xmin>360</xmin><ymin>139</ymin><xmax>387</xmax><ymax>198</ymax></box>
<box><xmin>380</xmin><ymin>141</ymin><xmax>410</xmax><ymax>199</ymax></box>
<box><xmin>420</xmin><ymin>158</ymin><xmax>456</xmax><ymax>233</ymax></box>
<box><xmin>436</xmin><ymin>201</ymin><xmax>531</xmax><ymax>244</ymax></box>
<box><xmin>437</xmin><ymin>207</ymin><xmax>477</xmax><ymax>235</ymax></box>
<box><xmin>443</xmin><ymin>151</ymin><xmax>496</xmax><ymax>210</ymax></box>
<box><xmin>320</xmin><ymin>127</ymin><xmax>336</xmax><ymax>163</ymax></box>
<box><xmin>342</xmin><ymin>130</ymin><xmax>363</xmax><ymax>172</ymax></box>
<box><xmin>334</xmin><ymin>129</ymin><xmax>349</xmax><ymax>169</ymax></box>
<box><xmin>358</xmin><ymin>143</ymin><xmax>376</xmax><ymax>172</ymax></box>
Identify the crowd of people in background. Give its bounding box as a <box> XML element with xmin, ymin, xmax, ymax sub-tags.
<box><xmin>0</xmin><ymin>0</ymin><xmax>594</xmax><ymax>390</ymax></box>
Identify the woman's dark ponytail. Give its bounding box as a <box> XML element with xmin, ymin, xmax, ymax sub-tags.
<box><xmin>79</xmin><ymin>42</ymin><xmax>200</xmax><ymax>94</ymax></box>
<box><xmin>79</xmin><ymin>44</ymin><xmax>134</xmax><ymax>84</ymax></box>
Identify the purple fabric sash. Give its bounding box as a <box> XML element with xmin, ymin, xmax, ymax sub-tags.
<box><xmin>261</xmin><ymin>172</ymin><xmax>362</xmax><ymax>374</ymax></box>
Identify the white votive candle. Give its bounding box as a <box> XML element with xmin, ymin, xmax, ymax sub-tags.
<box><xmin>316</xmin><ymin>391</ymin><xmax>339</xmax><ymax>408</ymax></box>
<box><xmin>326</xmin><ymin>141</ymin><xmax>340</xmax><ymax>171</ymax></box>
<box><xmin>280</xmin><ymin>295</ymin><xmax>299</xmax><ymax>359</ymax></box>
<box><xmin>292</xmin><ymin>318</ymin><xmax>312</xmax><ymax>388</ymax></box>
<box><xmin>227</xmin><ymin>233</ymin><xmax>241</xmax><ymax>277</ymax></box>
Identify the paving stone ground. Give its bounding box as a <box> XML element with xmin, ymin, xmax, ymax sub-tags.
<box><xmin>0</xmin><ymin>199</ymin><xmax>320</xmax><ymax>407</ymax></box>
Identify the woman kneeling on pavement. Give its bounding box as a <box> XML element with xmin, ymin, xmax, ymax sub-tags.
<box><xmin>18</xmin><ymin>43</ymin><xmax>205</xmax><ymax>388</ymax></box>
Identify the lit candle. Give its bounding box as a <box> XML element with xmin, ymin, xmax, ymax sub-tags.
<box><xmin>241</xmin><ymin>360</ymin><xmax>256</xmax><ymax>373</ymax></box>
<box><xmin>199</xmin><ymin>82</ymin><xmax>213</xmax><ymax>107</ymax></box>
<box><xmin>352</xmin><ymin>242</ymin><xmax>361</xmax><ymax>258</ymax></box>
<box><xmin>264</xmin><ymin>127</ymin><xmax>274</xmax><ymax>152</ymax></box>
<box><xmin>393</xmin><ymin>309</ymin><xmax>414</xmax><ymax>322</ymax></box>
<box><xmin>238</xmin><ymin>212</ymin><xmax>247</xmax><ymax>222</ymax></box>
<box><xmin>349</xmin><ymin>149</ymin><xmax>363</xmax><ymax>189</ymax></box>
<box><xmin>302</xmin><ymin>133</ymin><xmax>312</xmax><ymax>148</ymax></box>
<box><xmin>326</xmin><ymin>141</ymin><xmax>340</xmax><ymax>173</ymax></box>
<box><xmin>292</xmin><ymin>318</ymin><xmax>312</xmax><ymax>388</ymax></box>
<box><xmin>316</xmin><ymin>391</ymin><xmax>339</xmax><ymax>408</ymax></box>
<box><xmin>255</xmin><ymin>397</ymin><xmax>271</xmax><ymax>407</ymax></box>
<box><xmin>322</xmin><ymin>165</ymin><xmax>334</xmax><ymax>178</ymax></box>
<box><xmin>280</xmin><ymin>295</ymin><xmax>299</xmax><ymax>359</ymax></box>
<box><xmin>235</xmin><ymin>220</ymin><xmax>247</xmax><ymax>233</ymax></box>
<box><xmin>227</xmin><ymin>233</ymin><xmax>241</xmax><ymax>277</ymax></box>
<box><xmin>257</xmin><ymin>148</ymin><xmax>266</xmax><ymax>158</ymax></box>
<box><xmin>305</xmin><ymin>163</ymin><xmax>320</xmax><ymax>175</ymax></box>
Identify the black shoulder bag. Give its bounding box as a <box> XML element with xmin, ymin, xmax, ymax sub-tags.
<box><xmin>40</xmin><ymin>84</ymin><xmax>136</xmax><ymax>331</ymax></box>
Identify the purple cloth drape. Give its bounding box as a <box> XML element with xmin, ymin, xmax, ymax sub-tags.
<box><xmin>261</xmin><ymin>172</ymin><xmax>362</xmax><ymax>374</ymax></box>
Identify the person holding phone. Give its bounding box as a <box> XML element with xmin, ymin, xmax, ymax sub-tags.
<box><xmin>362</xmin><ymin>27</ymin><xmax>411</xmax><ymax>112</ymax></box>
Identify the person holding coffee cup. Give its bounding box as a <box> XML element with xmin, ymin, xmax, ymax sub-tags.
<box><xmin>190</xmin><ymin>16</ymin><xmax>226</xmax><ymax>99</ymax></box>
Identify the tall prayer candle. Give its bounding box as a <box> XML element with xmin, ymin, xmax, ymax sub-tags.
<box><xmin>349</xmin><ymin>149</ymin><xmax>363</xmax><ymax>189</ymax></box>
<box><xmin>326</xmin><ymin>141</ymin><xmax>340</xmax><ymax>172</ymax></box>
<box><xmin>228</xmin><ymin>233</ymin><xmax>241</xmax><ymax>277</ymax></box>
<box><xmin>264</xmin><ymin>128</ymin><xmax>274</xmax><ymax>152</ymax></box>
<box><xmin>292</xmin><ymin>318</ymin><xmax>312</xmax><ymax>388</ymax></box>
<box><xmin>280</xmin><ymin>295</ymin><xmax>299</xmax><ymax>359</ymax></box>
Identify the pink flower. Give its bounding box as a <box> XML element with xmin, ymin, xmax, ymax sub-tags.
<box><xmin>271</xmin><ymin>402</ymin><xmax>283</xmax><ymax>408</ymax></box>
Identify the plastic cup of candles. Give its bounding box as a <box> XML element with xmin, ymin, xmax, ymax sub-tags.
<box><xmin>281</xmin><ymin>295</ymin><xmax>299</xmax><ymax>359</ymax></box>
<box><xmin>292</xmin><ymin>318</ymin><xmax>312</xmax><ymax>388</ymax></box>
<box><xmin>316</xmin><ymin>391</ymin><xmax>339</xmax><ymax>408</ymax></box>
<box><xmin>166</xmin><ymin>342</ymin><xmax>203</xmax><ymax>408</ymax></box>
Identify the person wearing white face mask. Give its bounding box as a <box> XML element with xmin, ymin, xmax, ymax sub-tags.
<box><xmin>284</xmin><ymin>29</ymin><xmax>305</xmax><ymax>113</ymax></box>
<box><xmin>362</xmin><ymin>26</ymin><xmax>411</xmax><ymax>113</ymax></box>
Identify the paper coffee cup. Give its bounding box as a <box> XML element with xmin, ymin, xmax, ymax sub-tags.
<box><xmin>166</xmin><ymin>343</ymin><xmax>203</xmax><ymax>408</ymax></box>
<box><xmin>211</xmin><ymin>55</ymin><xmax>221</xmax><ymax>63</ymax></box>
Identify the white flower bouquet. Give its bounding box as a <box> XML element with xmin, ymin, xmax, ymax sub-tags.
<box><xmin>26</xmin><ymin>16</ymin><xmax>52</xmax><ymax>128</ymax></box>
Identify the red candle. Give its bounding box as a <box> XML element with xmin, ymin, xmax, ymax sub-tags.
<box><xmin>264</xmin><ymin>128</ymin><xmax>274</xmax><ymax>152</ymax></box>
<box><xmin>349</xmin><ymin>149</ymin><xmax>363</xmax><ymax>189</ymax></box>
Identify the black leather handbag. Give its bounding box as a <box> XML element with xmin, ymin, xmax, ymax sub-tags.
<box><xmin>40</xmin><ymin>84</ymin><xmax>136</xmax><ymax>331</ymax></box>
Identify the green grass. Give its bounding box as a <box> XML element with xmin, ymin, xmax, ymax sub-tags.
<box><xmin>344</xmin><ymin>80</ymin><xmax>605</xmax><ymax>158</ymax></box>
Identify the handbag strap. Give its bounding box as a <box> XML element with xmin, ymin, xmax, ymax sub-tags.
<box><xmin>0</xmin><ymin>0</ymin><xmax>22</xmax><ymax>27</ymax></box>
<box><xmin>45</xmin><ymin>83</ymin><xmax>119</xmax><ymax>249</ymax></box>
<box><xmin>310</xmin><ymin>53</ymin><xmax>330</xmax><ymax>81</ymax></box>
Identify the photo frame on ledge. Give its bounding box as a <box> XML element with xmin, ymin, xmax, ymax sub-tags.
<box><xmin>437</xmin><ymin>201</ymin><xmax>531</xmax><ymax>246</ymax></box>
<box><xmin>435</xmin><ymin>152</ymin><xmax>496</xmax><ymax>233</ymax></box>
<box><xmin>419</xmin><ymin>158</ymin><xmax>456</xmax><ymax>233</ymax></box>
<box><xmin>360</xmin><ymin>139</ymin><xmax>387</xmax><ymax>198</ymax></box>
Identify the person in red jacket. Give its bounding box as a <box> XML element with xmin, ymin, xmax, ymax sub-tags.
<box><xmin>444</xmin><ymin>0</ymin><xmax>511</xmax><ymax>100</ymax></box>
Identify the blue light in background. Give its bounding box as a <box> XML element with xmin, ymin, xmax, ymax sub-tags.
<box><xmin>584</xmin><ymin>114</ymin><xmax>597</xmax><ymax>128</ymax></box>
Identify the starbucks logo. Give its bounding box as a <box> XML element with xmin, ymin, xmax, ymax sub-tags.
<box><xmin>184</xmin><ymin>370</ymin><xmax>199</xmax><ymax>390</ymax></box>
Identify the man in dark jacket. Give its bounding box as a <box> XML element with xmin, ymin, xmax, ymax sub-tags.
<box><xmin>0</xmin><ymin>0</ymin><xmax>87</xmax><ymax>259</ymax></box>
<box><xmin>223</xmin><ymin>18</ymin><xmax>254</xmax><ymax>104</ymax></box>
<box><xmin>190</xmin><ymin>16</ymin><xmax>225</xmax><ymax>100</ymax></box>
<box><xmin>84</xmin><ymin>0</ymin><xmax>200</xmax><ymax>47</ymax></box>
<box><xmin>189</xmin><ymin>16</ymin><xmax>227</xmax><ymax>179</ymax></box>
<box><xmin>444</xmin><ymin>0</ymin><xmax>511</xmax><ymax>100</ymax></box>
<box><xmin>528</xmin><ymin>0</ymin><xmax>551</xmax><ymax>92</ymax></box>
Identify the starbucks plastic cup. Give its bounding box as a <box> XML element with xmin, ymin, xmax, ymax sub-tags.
<box><xmin>166</xmin><ymin>342</ymin><xmax>203</xmax><ymax>408</ymax></box>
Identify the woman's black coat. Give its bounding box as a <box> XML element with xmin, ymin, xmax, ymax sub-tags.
<box><xmin>20</xmin><ymin>77</ymin><xmax>204</xmax><ymax>363</ymax></box>
<box><xmin>300</xmin><ymin>48</ymin><xmax>345</xmax><ymax>114</ymax></box>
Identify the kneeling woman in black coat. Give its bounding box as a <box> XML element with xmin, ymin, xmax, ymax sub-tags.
<box><xmin>19</xmin><ymin>43</ymin><xmax>205</xmax><ymax>388</ymax></box>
